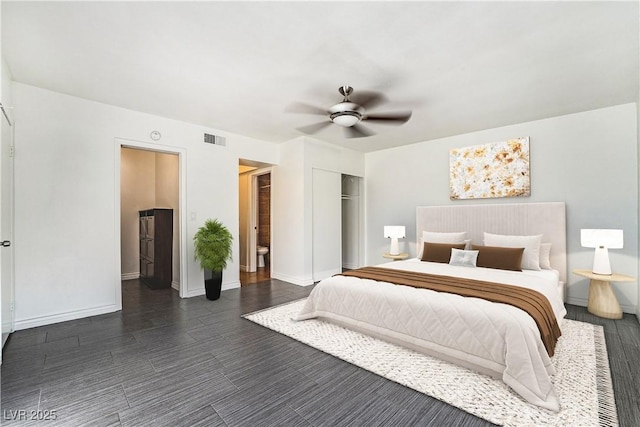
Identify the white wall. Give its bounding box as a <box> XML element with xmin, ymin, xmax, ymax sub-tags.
<box><xmin>271</xmin><ymin>137</ymin><xmax>365</xmax><ymax>285</ymax></box>
<box><xmin>365</xmin><ymin>103</ymin><xmax>638</xmax><ymax>313</ymax></box>
<box><xmin>12</xmin><ymin>83</ymin><xmax>279</xmax><ymax>329</ymax></box>
<box><xmin>271</xmin><ymin>138</ymin><xmax>307</xmax><ymax>284</ymax></box>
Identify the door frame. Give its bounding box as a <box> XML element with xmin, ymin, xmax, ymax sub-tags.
<box><xmin>114</xmin><ymin>138</ymin><xmax>187</xmax><ymax>301</ymax></box>
<box><xmin>0</xmin><ymin>106</ymin><xmax>15</xmax><ymax>351</ymax></box>
<box><xmin>247</xmin><ymin>167</ymin><xmax>271</xmax><ymax>273</ymax></box>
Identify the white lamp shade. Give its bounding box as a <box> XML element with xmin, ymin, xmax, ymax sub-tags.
<box><xmin>384</xmin><ymin>225</ymin><xmax>405</xmax><ymax>256</ymax></box>
<box><xmin>580</xmin><ymin>229</ymin><xmax>623</xmax><ymax>249</ymax></box>
<box><xmin>581</xmin><ymin>229</ymin><xmax>623</xmax><ymax>275</ymax></box>
<box><xmin>384</xmin><ymin>226</ymin><xmax>405</xmax><ymax>239</ymax></box>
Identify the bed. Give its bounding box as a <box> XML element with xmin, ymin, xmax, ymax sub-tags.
<box><xmin>295</xmin><ymin>202</ymin><xmax>567</xmax><ymax>411</ymax></box>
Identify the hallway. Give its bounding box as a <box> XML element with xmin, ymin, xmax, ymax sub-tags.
<box><xmin>240</xmin><ymin>267</ymin><xmax>271</xmax><ymax>286</ymax></box>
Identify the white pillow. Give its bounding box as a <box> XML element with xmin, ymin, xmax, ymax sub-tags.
<box><xmin>449</xmin><ymin>248</ymin><xmax>479</xmax><ymax>268</ymax></box>
<box><xmin>418</xmin><ymin>231</ymin><xmax>468</xmax><ymax>258</ymax></box>
<box><xmin>483</xmin><ymin>232</ymin><xmax>543</xmax><ymax>271</ymax></box>
<box><xmin>539</xmin><ymin>243</ymin><xmax>552</xmax><ymax>270</ymax></box>
<box><xmin>423</xmin><ymin>231</ymin><xmax>467</xmax><ymax>243</ymax></box>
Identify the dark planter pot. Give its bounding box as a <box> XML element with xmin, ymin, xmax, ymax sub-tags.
<box><xmin>204</xmin><ymin>269</ymin><xmax>223</xmax><ymax>300</ymax></box>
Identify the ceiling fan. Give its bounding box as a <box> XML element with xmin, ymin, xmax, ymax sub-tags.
<box><xmin>287</xmin><ymin>86</ymin><xmax>412</xmax><ymax>138</ymax></box>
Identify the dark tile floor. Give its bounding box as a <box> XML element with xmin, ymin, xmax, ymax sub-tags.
<box><xmin>1</xmin><ymin>279</ymin><xmax>638</xmax><ymax>426</ymax></box>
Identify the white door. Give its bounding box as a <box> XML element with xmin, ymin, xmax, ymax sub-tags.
<box><xmin>0</xmin><ymin>102</ymin><xmax>15</xmax><ymax>352</ymax></box>
<box><xmin>312</xmin><ymin>169</ymin><xmax>341</xmax><ymax>282</ymax></box>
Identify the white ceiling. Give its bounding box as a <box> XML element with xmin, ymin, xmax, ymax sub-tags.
<box><xmin>2</xmin><ymin>1</ymin><xmax>638</xmax><ymax>153</ymax></box>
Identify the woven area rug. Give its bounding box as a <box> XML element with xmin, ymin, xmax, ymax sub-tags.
<box><xmin>243</xmin><ymin>299</ymin><xmax>618</xmax><ymax>427</ymax></box>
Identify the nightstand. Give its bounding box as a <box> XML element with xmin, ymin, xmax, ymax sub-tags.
<box><xmin>572</xmin><ymin>269</ymin><xmax>635</xmax><ymax>319</ymax></box>
<box><xmin>383</xmin><ymin>253</ymin><xmax>409</xmax><ymax>261</ymax></box>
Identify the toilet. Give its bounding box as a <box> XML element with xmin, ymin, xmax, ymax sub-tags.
<box><xmin>257</xmin><ymin>246</ymin><xmax>269</xmax><ymax>268</ymax></box>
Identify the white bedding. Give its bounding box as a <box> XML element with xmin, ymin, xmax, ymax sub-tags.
<box><xmin>294</xmin><ymin>259</ymin><xmax>567</xmax><ymax>411</ymax></box>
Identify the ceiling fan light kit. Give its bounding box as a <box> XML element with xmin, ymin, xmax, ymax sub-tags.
<box><xmin>329</xmin><ymin>105</ymin><xmax>363</xmax><ymax>127</ymax></box>
<box><xmin>288</xmin><ymin>85</ymin><xmax>412</xmax><ymax>138</ymax></box>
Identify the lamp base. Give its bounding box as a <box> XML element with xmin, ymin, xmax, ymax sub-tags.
<box><xmin>591</xmin><ymin>246</ymin><xmax>612</xmax><ymax>275</ymax></box>
<box><xmin>389</xmin><ymin>238</ymin><xmax>400</xmax><ymax>256</ymax></box>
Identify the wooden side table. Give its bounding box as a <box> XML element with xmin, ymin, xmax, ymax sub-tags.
<box><xmin>383</xmin><ymin>253</ymin><xmax>409</xmax><ymax>261</ymax></box>
<box><xmin>572</xmin><ymin>269</ymin><xmax>635</xmax><ymax>319</ymax></box>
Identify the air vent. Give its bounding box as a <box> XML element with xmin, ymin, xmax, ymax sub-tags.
<box><xmin>204</xmin><ymin>133</ymin><xmax>226</xmax><ymax>147</ymax></box>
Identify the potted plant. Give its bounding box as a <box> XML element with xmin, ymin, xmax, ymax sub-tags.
<box><xmin>193</xmin><ymin>219</ymin><xmax>233</xmax><ymax>300</ymax></box>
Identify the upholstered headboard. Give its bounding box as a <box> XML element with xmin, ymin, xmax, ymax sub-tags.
<box><xmin>416</xmin><ymin>202</ymin><xmax>567</xmax><ymax>284</ymax></box>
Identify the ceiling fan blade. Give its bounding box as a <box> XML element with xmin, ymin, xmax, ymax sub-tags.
<box><xmin>363</xmin><ymin>110</ymin><xmax>412</xmax><ymax>124</ymax></box>
<box><xmin>349</xmin><ymin>90</ymin><xmax>388</xmax><ymax>110</ymax></box>
<box><xmin>344</xmin><ymin>123</ymin><xmax>375</xmax><ymax>138</ymax></box>
<box><xmin>296</xmin><ymin>121</ymin><xmax>333</xmax><ymax>135</ymax></box>
<box><xmin>285</xmin><ymin>102</ymin><xmax>328</xmax><ymax>116</ymax></box>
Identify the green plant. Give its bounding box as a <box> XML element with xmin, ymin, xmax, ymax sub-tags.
<box><xmin>193</xmin><ymin>219</ymin><xmax>233</xmax><ymax>272</ymax></box>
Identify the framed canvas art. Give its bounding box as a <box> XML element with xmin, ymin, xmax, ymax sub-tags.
<box><xmin>449</xmin><ymin>137</ymin><xmax>530</xmax><ymax>200</ymax></box>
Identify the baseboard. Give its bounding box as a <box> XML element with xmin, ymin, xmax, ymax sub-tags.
<box><xmin>342</xmin><ymin>263</ymin><xmax>359</xmax><ymax>270</ymax></box>
<box><xmin>2</xmin><ymin>331</ymin><xmax>9</xmax><ymax>351</ymax></box>
<box><xmin>171</xmin><ymin>281</ymin><xmax>180</xmax><ymax>291</ymax></box>
<box><xmin>183</xmin><ymin>288</ymin><xmax>205</xmax><ymax>298</ymax></box>
<box><xmin>222</xmin><ymin>281</ymin><xmax>241</xmax><ymax>291</ymax></box>
<box><xmin>567</xmin><ymin>296</ymin><xmax>637</xmax><ymax>315</ymax></box>
<box><xmin>14</xmin><ymin>304</ymin><xmax>121</xmax><ymax>330</ymax></box>
<box><xmin>240</xmin><ymin>264</ymin><xmax>249</xmax><ymax>272</ymax></box>
<box><xmin>271</xmin><ymin>272</ymin><xmax>314</xmax><ymax>287</ymax></box>
<box><xmin>310</xmin><ymin>269</ymin><xmax>341</xmax><ymax>283</ymax></box>
<box><xmin>621</xmin><ymin>303</ymin><xmax>636</xmax><ymax>314</ymax></box>
<box><xmin>566</xmin><ymin>296</ymin><xmax>587</xmax><ymax>308</ymax></box>
<box><xmin>182</xmin><ymin>281</ymin><xmax>241</xmax><ymax>298</ymax></box>
<box><xmin>121</xmin><ymin>272</ymin><xmax>140</xmax><ymax>281</ymax></box>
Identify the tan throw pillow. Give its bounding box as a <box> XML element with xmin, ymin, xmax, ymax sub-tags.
<box><xmin>472</xmin><ymin>245</ymin><xmax>525</xmax><ymax>271</ymax></box>
<box><xmin>422</xmin><ymin>242</ymin><xmax>467</xmax><ymax>263</ymax></box>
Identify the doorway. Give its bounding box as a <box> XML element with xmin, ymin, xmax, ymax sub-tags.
<box><xmin>115</xmin><ymin>138</ymin><xmax>187</xmax><ymax>302</ymax></box>
<box><xmin>311</xmin><ymin>170</ymin><xmax>363</xmax><ymax>282</ymax></box>
<box><xmin>341</xmin><ymin>174</ymin><xmax>363</xmax><ymax>271</ymax></box>
<box><xmin>238</xmin><ymin>160</ymin><xmax>273</xmax><ymax>285</ymax></box>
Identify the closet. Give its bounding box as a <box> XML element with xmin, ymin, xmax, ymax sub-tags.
<box><xmin>341</xmin><ymin>175</ymin><xmax>361</xmax><ymax>270</ymax></box>
<box><xmin>311</xmin><ymin>170</ymin><xmax>362</xmax><ymax>282</ymax></box>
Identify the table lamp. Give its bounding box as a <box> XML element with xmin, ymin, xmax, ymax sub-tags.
<box><xmin>580</xmin><ymin>229</ymin><xmax>623</xmax><ymax>275</ymax></box>
<box><xmin>384</xmin><ymin>226</ymin><xmax>405</xmax><ymax>255</ymax></box>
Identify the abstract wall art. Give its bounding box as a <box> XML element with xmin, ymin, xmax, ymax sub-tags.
<box><xmin>449</xmin><ymin>137</ymin><xmax>530</xmax><ymax>200</ymax></box>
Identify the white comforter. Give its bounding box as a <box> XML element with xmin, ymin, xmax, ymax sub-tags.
<box><xmin>294</xmin><ymin>259</ymin><xmax>567</xmax><ymax>411</ymax></box>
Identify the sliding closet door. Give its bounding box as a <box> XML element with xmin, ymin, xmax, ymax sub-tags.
<box><xmin>312</xmin><ymin>168</ymin><xmax>341</xmax><ymax>282</ymax></box>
